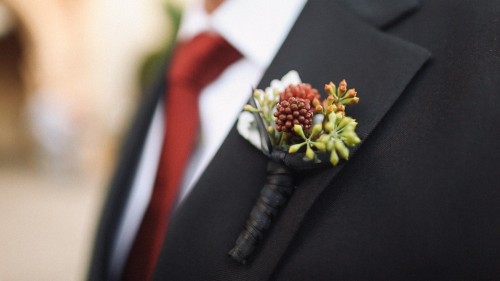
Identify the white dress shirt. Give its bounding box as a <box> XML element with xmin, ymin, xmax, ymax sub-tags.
<box><xmin>109</xmin><ymin>0</ymin><xmax>307</xmax><ymax>279</ymax></box>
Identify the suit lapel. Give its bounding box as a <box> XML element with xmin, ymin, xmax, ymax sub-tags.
<box><xmin>249</xmin><ymin>0</ymin><xmax>431</xmax><ymax>278</ymax></box>
<box><xmin>156</xmin><ymin>0</ymin><xmax>430</xmax><ymax>280</ymax></box>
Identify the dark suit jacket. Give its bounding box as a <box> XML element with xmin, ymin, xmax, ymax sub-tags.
<box><xmin>89</xmin><ymin>0</ymin><xmax>500</xmax><ymax>280</ymax></box>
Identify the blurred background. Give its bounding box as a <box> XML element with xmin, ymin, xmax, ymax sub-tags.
<box><xmin>0</xmin><ymin>0</ymin><xmax>182</xmax><ymax>279</ymax></box>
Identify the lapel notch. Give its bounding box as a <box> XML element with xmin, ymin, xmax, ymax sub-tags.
<box><xmin>337</xmin><ymin>0</ymin><xmax>421</xmax><ymax>28</ymax></box>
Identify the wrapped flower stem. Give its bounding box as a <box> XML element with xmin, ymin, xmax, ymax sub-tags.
<box><xmin>231</xmin><ymin>71</ymin><xmax>361</xmax><ymax>264</ymax></box>
<box><xmin>228</xmin><ymin>160</ymin><xmax>293</xmax><ymax>264</ymax></box>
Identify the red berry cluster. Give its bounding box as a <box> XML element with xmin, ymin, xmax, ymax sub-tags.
<box><xmin>280</xmin><ymin>83</ymin><xmax>321</xmax><ymax>104</ymax></box>
<box><xmin>274</xmin><ymin>83</ymin><xmax>320</xmax><ymax>137</ymax></box>
<box><xmin>274</xmin><ymin>97</ymin><xmax>314</xmax><ymax>136</ymax></box>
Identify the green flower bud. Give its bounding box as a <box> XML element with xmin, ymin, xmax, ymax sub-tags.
<box><xmin>306</xmin><ymin>145</ymin><xmax>315</xmax><ymax>160</ymax></box>
<box><xmin>343</xmin><ymin>121</ymin><xmax>358</xmax><ymax>133</ymax></box>
<box><xmin>293</xmin><ymin>124</ymin><xmax>307</xmax><ymax>139</ymax></box>
<box><xmin>289</xmin><ymin>143</ymin><xmax>305</xmax><ymax>153</ymax></box>
<box><xmin>328</xmin><ymin>112</ymin><xmax>337</xmax><ymax>123</ymax></box>
<box><xmin>337</xmin><ymin>116</ymin><xmax>351</xmax><ymax>129</ymax></box>
<box><xmin>326</xmin><ymin>95</ymin><xmax>335</xmax><ymax>105</ymax></box>
<box><xmin>341</xmin><ymin>98</ymin><xmax>354</xmax><ymax>105</ymax></box>
<box><xmin>338</xmin><ymin>79</ymin><xmax>347</xmax><ymax>97</ymax></box>
<box><xmin>327</xmin><ymin>139</ymin><xmax>335</xmax><ymax>151</ymax></box>
<box><xmin>313</xmin><ymin>142</ymin><xmax>326</xmax><ymax>151</ymax></box>
<box><xmin>324</xmin><ymin>122</ymin><xmax>334</xmax><ymax>132</ymax></box>
<box><xmin>330</xmin><ymin>149</ymin><xmax>339</xmax><ymax>166</ymax></box>
<box><xmin>311</xmin><ymin>124</ymin><xmax>323</xmax><ymax>138</ymax></box>
<box><xmin>267</xmin><ymin>126</ymin><xmax>275</xmax><ymax>135</ymax></box>
<box><xmin>334</xmin><ymin>139</ymin><xmax>349</xmax><ymax>160</ymax></box>
<box><xmin>342</xmin><ymin>132</ymin><xmax>361</xmax><ymax>146</ymax></box>
<box><xmin>341</xmin><ymin>97</ymin><xmax>360</xmax><ymax>105</ymax></box>
<box><xmin>317</xmin><ymin>134</ymin><xmax>330</xmax><ymax>143</ymax></box>
<box><xmin>324</xmin><ymin>82</ymin><xmax>336</xmax><ymax>97</ymax></box>
<box><xmin>344</xmin><ymin>88</ymin><xmax>357</xmax><ymax>98</ymax></box>
<box><xmin>243</xmin><ymin>104</ymin><xmax>260</xmax><ymax>112</ymax></box>
<box><xmin>253</xmin><ymin>89</ymin><xmax>263</xmax><ymax>101</ymax></box>
<box><xmin>342</xmin><ymin>131</ymin><xmax>361</xmax><ymax>146</ymax></box>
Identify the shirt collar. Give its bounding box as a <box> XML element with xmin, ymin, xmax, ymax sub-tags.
<box><xmin>177</xmin><ymin>0</ymin><xmax>308</xmax><ymax>69</ymax></box>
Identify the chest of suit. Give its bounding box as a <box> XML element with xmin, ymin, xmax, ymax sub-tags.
<box><xmin>90</xmin><ymin>0</ymin><xmax>500</xmax><ymax>280</ymax></box>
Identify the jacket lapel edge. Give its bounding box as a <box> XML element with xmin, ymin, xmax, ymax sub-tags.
<box><xmin>248</xmin><ymin>1</ymin><xmax>431</xmax><ymax>279</ymax></box>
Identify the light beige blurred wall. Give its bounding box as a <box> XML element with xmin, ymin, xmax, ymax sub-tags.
<box><xmin>0</xmin><ymin>0</ymin><xmax>185</xmax><ymax>280</ymax></box>
<box><xmin>3</xmin><ymin>0</ymin><xmax>174</xmax><ymax>177</ymax></box>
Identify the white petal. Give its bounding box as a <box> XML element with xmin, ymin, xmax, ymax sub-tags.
<box><xmin>266</xmin><ymin>70</ymin><xmax>302</xmax><ymax>94</ymax></box>
<box><xmin>237</xmin><ymin>111</ymin><xmax>262</xmax><ymax>151</ymax></box>
<box><xmin>269</xmin><ymin>79</ymin><xmax>285</xmax><ymax>92</ymax></box>
<box><xmin>280</xmin><ymin>70</ymin><xmax>302</xmax><ymax>86</ymax></box>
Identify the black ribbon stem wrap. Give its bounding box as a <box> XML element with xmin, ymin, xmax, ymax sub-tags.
<box><xmin>229</xmin><ymin>95</ymin><xmax>332</xmax><ymax>264</ymax></box>
<box><xmin>228</xmin><ymin>160</ymin><xmax>293</xmax><ymax>264</ymax></box>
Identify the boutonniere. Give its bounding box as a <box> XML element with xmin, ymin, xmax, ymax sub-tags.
<box><xmin>229</xmin><ymin>71</ymin><xmax>361</xmax><ymax>264</ymax></box>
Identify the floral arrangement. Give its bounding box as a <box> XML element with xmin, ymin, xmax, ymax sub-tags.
<box><xmin>237</xmin><ymin>70</ymin><xmax>361</xmax><ymax>166</ymax></box>
<box><xmin>229</xmin><ymin>71</ymin><xmax>361</xmax><ymax>264</ymax></box>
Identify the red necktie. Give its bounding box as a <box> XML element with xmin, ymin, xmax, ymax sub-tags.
<box><xmin>122</xmin><ymin>33</ymin><xmax>241</xmax><ymax>281</ymax></box>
